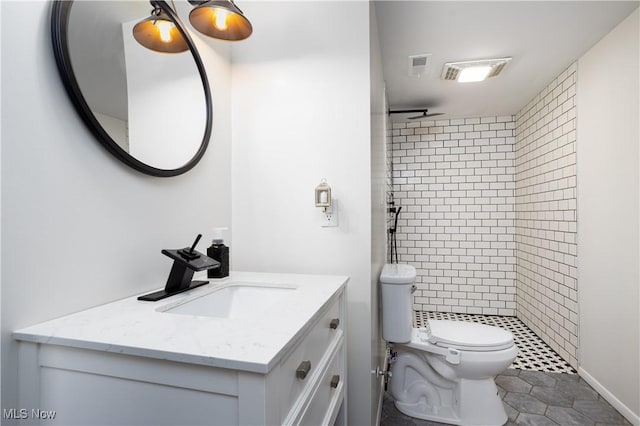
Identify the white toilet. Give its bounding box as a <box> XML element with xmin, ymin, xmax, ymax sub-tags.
<box><xmin>380</xmin><ymin>263</ymin><xmax>517</xmax><ymax>426</ymax></box>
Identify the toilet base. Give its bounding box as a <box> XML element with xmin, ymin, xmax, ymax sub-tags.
<box><xmin>394</xmin><ymin>399</ymin><xmax>459</xmax><ymax>424</ymax></box>
<box><xmin>393</xmin><ymin>377</ymin><xmax>507</xmax><ymax>426</ymax></box>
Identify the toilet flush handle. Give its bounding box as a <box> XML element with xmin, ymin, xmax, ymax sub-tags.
<box><xmin>411</xmin><ymin>284</ymin><xmax>417</xmax><ymax>294</ymax></box>
<box><xmin>445</xmin><ymin>348</ymin><xmax>460</xmax><ymax>365</ymax></box>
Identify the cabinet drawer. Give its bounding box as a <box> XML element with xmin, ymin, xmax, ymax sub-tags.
<box><xmin>299</xmin><ymin>345</ymin><xmax>344</xmax><ymax>426</ymax></box>
<box><xmin>279</xmin><ymin>293</ymin><xmax>343</xmax><ymax>419</ymax></box>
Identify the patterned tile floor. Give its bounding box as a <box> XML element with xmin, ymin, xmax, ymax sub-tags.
<box><xmin>380</xmin><ymin>312</ymin><xmax>630</xmax><ymax>425</ymax></box>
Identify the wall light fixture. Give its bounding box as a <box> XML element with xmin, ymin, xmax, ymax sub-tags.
<box><xmin>315</xmin><ymin>179</ymin><xmax>332</xmax><ymax>212</ymax></box>
<box><xmin>189</xmin><ymin>0</ymin><xmax>253</xmax><ymax>41</ymax></box>
<box><xmin>133</xmin><ymin>4</ymin><xmax>189</xmax><ymax>53</ymax></box>
<box><xmin>134</xmin><ymin>0</ymin><xmax>252</xmax><ymax>54</ymax></box>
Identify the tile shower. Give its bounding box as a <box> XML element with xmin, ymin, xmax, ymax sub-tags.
<box><xmin>515</xmin><ymin>64</ymin><xmax>578</xmax><ymax>369</ymax></box>
<box><xmin>391</xmin><ymin>64</ymin><xmax>579</xmax><ymax>369</ymax></box>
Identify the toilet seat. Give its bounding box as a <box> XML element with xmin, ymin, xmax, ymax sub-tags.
<box><xmin>411</xmin><ymin>320</ymin><xmax>514</xmax><ymax>352</ymax></box>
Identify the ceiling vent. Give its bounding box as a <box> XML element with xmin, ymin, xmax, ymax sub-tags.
<box><xmin>408</xmin><ymin>54</ymin><xmax>432</xmax><ymax>78</ymax></box>
<box><xmin>441</xmin><ymin>57</ymin><xmax>512</xmax><ymax>82</ymax></box>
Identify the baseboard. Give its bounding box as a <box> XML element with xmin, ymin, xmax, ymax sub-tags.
<box><xmin>578</xmin><ymin>367</ymin><xmax>639</xmax><ymax>426</ymax></box>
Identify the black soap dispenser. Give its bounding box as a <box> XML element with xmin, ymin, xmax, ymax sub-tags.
<box><xmin>207</xmin><ymin>228</ymin><xmax>229</xmax><ymax>278</ymax></box>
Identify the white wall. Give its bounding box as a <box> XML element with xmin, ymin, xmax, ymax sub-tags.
<box><xmin>1</xmin><ymin>0</ymin><xmax>232</xmax><ymax>411</ymax></box>
<box><xmin>577</xmin><ymin>8</ymin><xmax>639</xmax><ymax>424</ymax></box>
<box><xmin>0</xmin><ymin>0</ymin><xmax>3</xmax><ymax>408</ymax></box>
<box><xmin>368</xmin><ymin>4</ymin><xmax>387</xmax><ymax>423</ymax></box>
<box><xmin>230</xmin><ymin>2</ymin><xmax>375</xmax><ymax>424</ymax></box>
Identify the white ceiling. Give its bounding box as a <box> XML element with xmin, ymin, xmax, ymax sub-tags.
<box><xmin>374</xmin><ymin>1</ymin><xmax>639</xmax><ymax>120</ymax></box>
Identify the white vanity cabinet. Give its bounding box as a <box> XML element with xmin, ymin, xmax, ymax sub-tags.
<box><xmin>15</xmin><ymin>272</ymin><xmax>347</xmax><ymax>426</ymax></box>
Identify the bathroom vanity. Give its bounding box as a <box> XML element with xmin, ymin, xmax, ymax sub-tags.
<box><xmin>14</xmin><ymin>272</ymin><xmax>347</xmax><ymax>425</ymax></box>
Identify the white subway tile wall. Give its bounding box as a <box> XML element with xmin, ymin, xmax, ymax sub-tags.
<box><xmin>515</xmin><ymin>63</ymin><xmax>578</xmax><ymax>369</ymax></box>
<box><xmin>391</xmin><ymin>116</ymin><xmax>517</xmax><ymax>316</ymax></box>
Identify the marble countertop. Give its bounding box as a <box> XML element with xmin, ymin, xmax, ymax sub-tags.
<box><xmin>14</xmin><ymin>271</ymin><xmax>348</xmax><ymax>374</ymax></box>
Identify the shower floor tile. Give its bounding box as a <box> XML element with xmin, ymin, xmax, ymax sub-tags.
<box><xmin>413</xmin><ymin>311</ymin><xmax>576</xmax><ymax>374</ymax></box>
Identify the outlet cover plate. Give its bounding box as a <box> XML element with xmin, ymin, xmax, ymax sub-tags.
<box><xmin>321</xmin><ymin>199</ymin><xmax>338</xmax><ymax>227</ymax></box>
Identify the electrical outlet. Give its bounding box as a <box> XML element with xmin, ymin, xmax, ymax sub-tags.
<box><xmin>321</xmin><ymin>199</ymin><xmax>339</xmax><ymax>227</ymax></box>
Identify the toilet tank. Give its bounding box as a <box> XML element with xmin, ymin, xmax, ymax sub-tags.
<box><xmin>380</xmin><ymin>264</ymin><xmax>416</xmax><ymax>343</ymax></box>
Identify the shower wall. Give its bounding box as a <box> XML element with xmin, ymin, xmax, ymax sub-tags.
<box><xmin>515</xmin><ymin>63</ymin><xmax>578</xmax><ymax>368</ymax></box>
<box><xmin>392</xmin><ymin>116</ymin><xmax>517</xmax><ymax>316</ymax></box>
<box><xmin>388</xmin><ymin>64</ymin><xmax>589</xmax><ymax>373</ymax></box>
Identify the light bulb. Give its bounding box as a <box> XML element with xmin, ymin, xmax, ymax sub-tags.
<box><xmin>458</xmin><ymin>65</ymin><xmax>492</xmax><ymax>83</ymax></box>
<box><xmin>156</xmin><ymin>20</ymin><xmax>174</xmax><ymax>43</ymax></box>
<box><xmin>213</xmin><ymin>9</ymin><xmax>230</xmax><ymax>30</ymax></box>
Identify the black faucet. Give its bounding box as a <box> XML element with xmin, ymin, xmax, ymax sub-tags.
<box><xmin>138</xmin><ymin>234</ymin><xmax>221</xmax><ymax>301</ymax></box>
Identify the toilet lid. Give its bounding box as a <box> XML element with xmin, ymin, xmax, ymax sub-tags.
<box><xmin>417</xmin><ymin>320</ymin><xmax>514</xmax><ymax>351</ymax></box>
<box><xmin>380</xmin><ymin>264</ymin><xmax>416</xmax><ymax>284</ymax></box>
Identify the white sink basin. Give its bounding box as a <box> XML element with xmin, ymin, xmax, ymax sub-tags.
<box><xmin>163</xmin><ymin>282</ymin><xmax>297</xmax><ymax>319</ymax></box>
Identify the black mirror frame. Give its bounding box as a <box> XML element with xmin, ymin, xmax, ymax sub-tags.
<box><xmin>50</xmin><ymin>0</ymin><xmax>213</xmax><ymax>177</ymax></box>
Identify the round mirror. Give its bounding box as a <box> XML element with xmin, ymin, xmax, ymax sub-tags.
<box><xmin>51</xmin><ymin>0</ymin><xmax>212</xmax><ymax>177</ymax></box>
